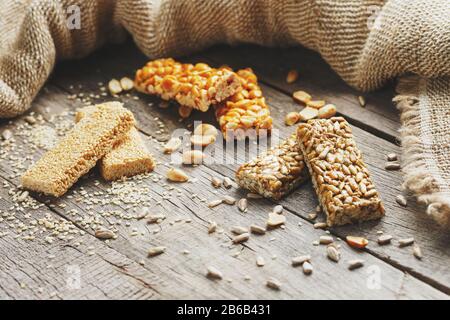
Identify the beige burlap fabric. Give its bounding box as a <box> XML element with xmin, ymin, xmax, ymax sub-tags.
<box><xmin>0</xmin><ymin>0</ymin><xmax>449</xmax><ymax>226</ymax></box>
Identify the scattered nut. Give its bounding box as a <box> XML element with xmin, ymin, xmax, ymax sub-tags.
<box><xmin>286</xmin><ymin>70</ymin><xmax>299</xmax><ymax>84</ymax></box>
<box><xmin>206</xmin><ymin>266</ymin><xmax>223</xmax><ymax>280</ymax></box>
<box><xmin>326</xmin><ymin>245</ymin><xmax>341</xmax><ymax>262</ymax></box>
<box><xmin>95</xmin><ymin>228</ymin><xmax>115</xmax><ymax>240</ymax></box>
<box><xmin>208</xmin><ymin>199</ymin><xmax>223</xmax><ymax>208</ymax></box>
<box><xmin>358</xmin><ymin>95</ymin><xmax>366</xmax><ymax>107</ymax></box>
<box><xmin>291</xmin><ymin>255</ymin><xmax>311</xmax><ymax>267</ymax></box>
<box><xmin>208</xmin><ymin>221</ymin><xmax>217</xmax><ymax>234</ymax></box>
<box><xmin>348</xmin><ymin>259</ymin><xmax>364</xmax><ymax>270</ymax></box>
<box><xmin>313</xmin><ymin>222</ymin><xmax>327</xmax><ymax>229</ymax></box>
<box><xmin>223</xmin><ymin>195</ymin><xmax>237</xmax><ymax>205</ymax></box>
<box><xmin>223</xmin><ymin>177</ymin><xmax>233</xmax><ymax>189</ymax></box>
<box><xmin>266</xmin><ymin>278</ymin><xmax>282</xmax><ymax>290</ymax></box>
<box><xmin>182</xmin><ymin>150</ymin><xmax>205</xmax><ymax>165</ymax></box>
<box><xmin>318</xmin><ymin>104</ymin><xmax>337</xmax><ymax>119</ymax></box>
<box><xmin>1</xmin><ymin>129</ymin><xmax>13</xmax><ymax>140</ymax></box>
<box><xmin>399</xmin><ymin>237</ymin><xmax>415</xmax><ymax>247</ymax></box>
<box><xmin>302</xmin><ymin>261</ymin><xmax>313</xmax><ymax>275</ymax></box>
<box><xmin>298</xmin><ymin>107</ymin><xmax>318</xmax><ymax>121</ymax></box>
<box><xmin>211</xmin><ymin>177</ymin><xmax>222</xmax><ymax>188</ymax></box>
<box><xmin>386</xmin><ymin>153</ymin><xmax>398</xmax><ymax>161</ymax></box>
<box><xmin>163</xmin><ymin>137</ymin><xmax>182</xmax><ymax>154</ymax></box>
<box><xmin>147</xmin><ymin>246</ymin><xmax>166</xmax><ymax>257</ymax></box>
<box><xmin>232</xmin><ymin>233</ymin><xmax>250</xmax><ymax>244</ymax></box>
<box><xmin>194</xmin><ymin>123</ymin><xmax>218</xmax><ymax>139</ymax></box>
<box><xmin>250</xmin><ymin>224</ymin><xmax>266</xmax><ymax>235</ymax></box>
<box><xmin>385</xmin><ymin>162</ymin><xmax>401</xmax><ymax>170</ymax></box>
<box><xmin>377</xmin><ymin>234</ymin><xmax>393</xmax><ymax>245</ymax></box>
<box><xmin>108</xmin><ymin>79</ymin><xmax>122</xmax><ymax>95</ymax></box>
<box><xmin>273</xmin><ymin>205</ymin><xmax>283</xmax><ymax>214</ymax></box>
<box><xmin>307</xmin><ymin>100</ymin><xmax>326</xmax><ymax>109</ymax></box>
<box><xmin>346</xmin><ymin>236</ymin><xmax>369</xmax><ymax>249</ymax></box>
<box><xmin>267</xmin><ymin>211</ymin><xmax>286</xmax><ymax>228</ymax></box>
<box><xmin>285</xmin><ymin>112</ymin><xmax>300</xmax><ymax>126</ymax></box>
<box><xmin>166</xmin><ymin>168</ymin><xmax>189</xmax><ymax>182</ymax></box>
<box><xmin>319</xmin><ymin>235</ymin><xmax>334</xmax><ymax>245</ymax></box>
<box><xmin>119</xmin><ymin>77</ymin><xmax>134</xmax><ymax>91</ymax></box>
<box><xmin>231</xmin><ymin>226</ymin><xmax>248</xmax><ymax>235</ymax></box>
<box><xmin>293</xmin><ymin>90</ymin><xmax>312</xmax><ymax>104</ymax></box>
<box><xmin>413</xmin><ymin>244</ymin><xmax>423</xmax><ymax>260</ymax></box>
<box><xmin>190</xmin><ymin>134</ymin><xmax>216</xmax><ymax>147</ymax></box>
<box><xmin>237</xmin><ymin>198</ymin><xmax>248</xmax><ymax>213</ymax></box>
<box><xmin>256</xmin><ymin>256</ymin><xmax>265</xmax><ymax>267</ymax></box>
<box><xmin>395</xmin><ymin>195</ymin><xmax>407</xmax><ymax>207</ymax></box>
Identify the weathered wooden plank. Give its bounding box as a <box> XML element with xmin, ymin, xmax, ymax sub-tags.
<box><xmin>199</xmin><ymin>44</ymin><xmax>400</xmax><ymax>142</ymax></box>
<box><xmin>0</xmin><ymin>86</ymin><xmax>446</xmax><ymax>299</ymax></box>
<box><xmin>0</xmin><ymin>176</ymin><xmax>160</xmax><ymax>300</ymax></box>
<box><xmin>45</xmin><ymin>43</ymin><xmax>450</xmax><ymax>294</ymax></box>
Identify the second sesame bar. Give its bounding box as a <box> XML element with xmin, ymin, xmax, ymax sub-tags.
<box><xmin>297</xmin><ymin>117</ymin><xmax>385</xmax><ymax>226</ymax></box>
<box><xmin>215</xmin><ymin>68</ymin><xmax>273</xmax><ymax>139</ymax></box>
<box><xmin>236</xmin><ymin>133</ymin><xmax>308</xmax><ymax>200</ymax></box>
<box><xmin>134</xmin><ymin>58</ymin><xmax>241</xmax><ymax>112</ymax></box>
<box><xmin>75</xmin><ymin>105</ymin><xmax>155</xmax><ymax>181</ymax></box>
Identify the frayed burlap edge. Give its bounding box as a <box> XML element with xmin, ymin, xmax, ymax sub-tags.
<box><xmin>394</xmin><ymin>75</ymin><xmax>450</xmax><ymax>228</ymax></box>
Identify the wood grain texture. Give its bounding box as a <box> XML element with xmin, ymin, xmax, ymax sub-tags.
<box><xmin>0</xmin><ymin>42</ymin><xmax>448</xmax><ymax>299</ymax></box>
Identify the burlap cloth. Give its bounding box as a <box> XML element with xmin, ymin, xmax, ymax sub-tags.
<box><xmin>0</xmin><ymin>0</ymin><xmax>449</xmax><ymax>227</ymax></box>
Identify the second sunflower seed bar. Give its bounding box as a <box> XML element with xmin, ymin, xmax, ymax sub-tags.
<box><xmin>236</xmin><ymin>133</ymin><xmax>308</xmax><ymax>200</ymax></box>
<box><xmin>296</xmin><ymin>117</ymin><xmax>385</xmax><ymax>226</ymax></box>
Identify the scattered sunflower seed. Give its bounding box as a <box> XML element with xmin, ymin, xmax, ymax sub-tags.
<box><xmin>211</xmin><ymin>177</ymin><xmax>222</xmax><ymax>188</ymax></box>
<box><xmin>413</xmin><ymin>244</ymin><xmax>423</xmax><ymax>260</ymax></box>
<box><xmin>256</xmin><ymin>256</ymin><xmax>265</xmax><ymax>267</ymax></box>
<box><xmin>95</xmin><ymin>228</ymin><xmax>115</xmax><ymax>240</ymax></box>
<box><xmin>377</xmin><ymin>234</ymin><xmax>393</xmax><ymax>245</ymax></box>
<box><xmin>24</xmin><ymin>115</ymin><xmax>37</xmax><ymax>125</ymax></box>
<box><xmin>247</xmin><ymin>192</ymin><xmax>262</xmax><ymax>199</ymax></box>
<box><xmin>108</xmin><ymin>79</ymin><xmax>122</xmax><ymax>95</ymax></box>
<box><xmin>399</xmin><ymin>237</ymin><xmax>415</xmax><ymax>247</ymax></box>
<box><xmin>147</xmin><ymin>213</ymin><xmax>166</xmax><ymax>224</ymax></box>
<box><xmin>319</xmin><ymin>235</ymin><xmax>334</xmax><ymax>245</ymax></box>
<box><xmin>266</xmin><ymin>278</ymin><xmax>281</xmax><ymax>290</ymax></box>
<box><xmin>326</xmin><ymin>245</ymin><xmax>341</xmax><ymax>262</ymax></box>
<box><xmin>166</xmin><ymin>167</ymin><xmax>189</xmax><ymax>182</ymax></box>
<box><xmin>286</xmin><ymin>69</ymin><xmax>299</xmax><ymax>83</ymax></box>
<box><xmin>206</xmin><ymin>266</ymin><xmax>223</xmax><ymax>280</ymax></box>
<box><xmin>250</xmin><ymin>224</ymin><xmax>266</xmax><ymax>235</ymax></box>
<box><xmin>302</xmin><ymin>261</ymin><xmax>313</xmax><ymax>275</ymax></box>
<box><xmin>208</xmin><ymin>199</ymin><xmax>223</xmax><ymax>208</ymax></box>
<box><xmin>208</xmin><ymin>221</ymin><xmax>217</xmax><ymax>234</ymax></box>
<box><xmin>313</xmin><ymin>222</ymin><xmax>327</xmax><ymax>229</ymax></box>
<box><xmin>237</xmin><ymin>198</ymin><xmax>248</xmax><ymax>213</ymax></box>
<box><xmin>385</xmin><ymin>162</ymin><xmax>401</xmax><ymax>170</ymax></box>
<box><xmin>1</xmin><ymin>129</ymin><xmax>13</xmax><ymax>140</ymax></box>
<box><xmin>163</xmin><ymin>137</ymin><xmax>182</xmax><ymax>154</ymax></box>
<box><xmin>291</xmin><ymin>255</ymin><xmax>311</xmax><ymax>267</ymax></box>
<box><xmin>273</xmin><ymin>205</ymin><xmax>283</xmax><ymax>214</ymax></box>
<box><xmin>348</xmin><ymin>259</ymin><xmax>364</xmax><ymax>270</ymax></box>
<box><xmin>223</xmin><ymin>177</ymin><xmax>233</xmax><ymax>189</ymax></box>
<box><xmin>232</xmin><ymin>233</ymin><xmax>250</xmax><ymax>244</ymax></box>
<box><xmin>119</xmin><ymin>77</ymin><xmax>134</xmax><ymax>91</ymax></box>
<box><xmin>231</xmin><ymin>226</ymin><xmax>248</xmax><ymax>235</ymax></box>
<box><xmin>223</xmin><ymin>195</ymin><xmax>236</xmax><ymax>205</ymax></box>
<box><xmin>147</xmin><ymin>246</ymin><xmax>166</xmax><ymax>257</ymax></box>
<box><xmin>267</xmin><ymin>212</ymin><xmax>286</xmax><ymax>228</ymax></box>
<box><xmin>395</xmin><ymin>195</ymin><xmax>407</xmax><ymax>207</ymax></box>
<box><xmin>358</xmin><ymin>95</ymin><xmax>366</xmax><ymax>107</ymax></box>
<box><xmin>386</xmin><ymin>153</ymin><xmax>398</xmax><ymax>161</ymax></box>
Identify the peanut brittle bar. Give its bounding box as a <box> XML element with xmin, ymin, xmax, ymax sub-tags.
<box><xmin>75</xmin><ymin>105</ymin><xmax>155</xmax><ymax>181</ymax></box>
<box><xmin>21</xmin><ymin>102</ymin><xmax>135</xmax><ymax>197</ymax></box>
<box><xmin>215</xmin><ymin>68</ymin><xmax>273</xmax><ymax>139</ymax></box>
<box><xmin>134</xmin><ymin>58</ymin><xmax>241</xmax><ymax>112</ymax></box>
<box><xmin>297</xmin><ymin>117</ymin><xmax>385</xmax><ymax>226</ymax></box>
<box><xmin>236</xmin><ymin>134</ymin><xmax>308</xmax><ymax>200</ymax></box>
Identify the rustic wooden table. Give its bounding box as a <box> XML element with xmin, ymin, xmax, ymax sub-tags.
<box><xmin>0</xmin><ymin>42</ymin><xmax>449</xmax><ymax>300</ymax></box>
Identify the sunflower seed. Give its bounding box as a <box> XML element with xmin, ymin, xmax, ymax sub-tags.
<box><xmin>385</xmin><ymin>162</ymin><xmax>401</xmax><ymax>170</ymax></box>
<box><xmin>237</xmin><ymin>198</ymin><xmax>248</xmax><ymax>212</ymax></box>
<box><xmin>319</xmin><ymin>235</ymin><xmax>334</xmax><ymax>245</ymax></box>
<box><xmin>147</xmin><ymin>246</ymin><xmax>166</xmax><ymax>257</ymax></box>
<box><xmin>348</xmin><ymin>259</ymin><xmax>364</xmax><ymax>270</ymax></box>
<box><xmin>135</xmin><ymin>208</ymin><xmax>149</xmax><ymax>220</ymax></box>
<box><xmin>25</xmin><ymin>115</ymin><xmax>37</xmax><ymax>125</ymax></box>
<box><xmin>250</xmin><ymin>225</ymin><xmax>266</xmax><ymax>235</ymax></box>
<box><xmin>208</xmin><ymin>221</ymin><xmax>217</xmax><ymax>234</ymax></box>
<box><xmin>166</xmin><ymin>168</ymin><xmax>189</xmax><ymax>182</ymax></box>
<box><xmin>273</xmin><ymin>205</ymin><xmax>283</xmax><ymax>214</ymax></box>
<box><xmin>223</xmin><ymin>195</ymin><xmax>236</xmax><ymax>205</ymax></box>
<box><xmin>147</xmin><ymin>213</ymin><xmax>166</xmax><ymax>224</ymax></box>
<box><xmin>223</xmin><ymin>177</ymin><xmax>233</xmax><ymax>189</ymax></box>
<box><xmin>108</xmin><ymin>79</ymin><xmax>122</xmax><ymax>95</ymax></box>
<box><xmin>232</xmin><ymin>233</ymin><xmax>249</xmax><ymax>244</ymax></box>
<box><xmin>95</xmin><ymin>228</ymin><xmax>115</xmax><ymax>240</ymax></box>
<box><xmin>208</xmin><ymin>199</ymin><xmax>223</xmax><ymax>208</ymax></box>
<box><xmin>358</xmin><ymin>95</ymin><xmax>366</xmax><ymax>107</ymax></box>
<box><xmin>163</xmin><ymin>137</ymin><xmax>182</xmax><ymax>154</ymax></box>
<box><xmin>291</xmin><ymin>255</ymin><xmax>311</xmax><ymax>267</ymax></box>
<box><xmin>313</xmin><ymin>222</ymin><xmax>327</xmax><ymax>229</ymax></box>
<box><xmin>266</xmin><ymin>278</ymin><xmax>281</xmax><ymax>290</ymax></box>
<box><xmin>302</xmin><ymin>261</ymin><xmax>313</xmax><ymax>275</ymax></box>
<box><xmin>211</xmin><ymin>177</ymin><xmax>222</xmax><ymax>188</ymax></box>
<box><xmin>119</xmin><ymin>77</ymin><xmax>134</xmax><ymax>91</ymax></box>
<box><xmin>286</xmin><ymin>70</ymin><xmax>299</xmax><ymax>83</ymax></box>
<box><xmin>386</xmin><ymin>153</ymin><xmax>398</xmax><ymax>161</ymax></box>
<box><xmin>413</xmin><ymin>244</ymin><xmax>423</xmax><ymax>260</ymax></box>
<box><xmin>247</xmin><ymin>192</ymin><xmax>262</xmax><ymax>199</ymax></box>
<box><xmin>256</xmin><ymin>256</ymin><xmax>265</xmax><ymax>267</ymax></box>
<box><xmin>377</xmin><ymin>234</ymin><xmax>393</xmax><ymax>245</ymax></box>
<box><xmin>326</xmin><ymin>245</ymin><xmax>340</xmax><ymax>262</ymax></box>
<box><xmin>267</xmin><ymin>212</ymin><xmax>286</xmax><ymax>228</ymax></box>
<box><xmin>308</xmin><ymin>212</ymin><xmax>318</xmax><ymax>220</ymax></box>
<box><xmin>206</xmin><ymin>266</ymin><xmax>223</xmax><ymax>280</ymax></box>
<box><xmin>395</xmin><ymin>195</ymin><xmax>407</xmax><ymax>207</ymax></box>
<box><xmin>1</xmin><ymin>129</ymin><xmax>13</xmax><ymax>140</ymax></box>
<box><xmin>231</xmin><ymin>226</ymin><xmax>248</xmax><ymax>235</ymax></box>
<box><xmin>399</xmin><ymin>237</ymin><xmax>415</xmax><ymax>247</ymax></box>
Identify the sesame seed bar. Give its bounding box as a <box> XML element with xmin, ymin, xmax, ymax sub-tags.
<box><xmin>21</xmin><ymin>102</ymin><xmax>135</xmax><ymax>196</ymax></box>
<box><xmin>75</xmin><ymin>106</ymin><xmax>155</xmax><ymax>181</ymax></box>
<box><xmin>297</xmin><ymin>117</ymin><xmax>385</xmax><ymax>226</ymax></box>
<box><xmin>215</xmin><ymin>68</ymin><xmax>273</xmax><ymax>139</ymax></box>
<box><xmin>134</xmin><ymin>58</ymin><xmax>241</xmax><ymax>112</ymax></box>
<box><xmin>236</xmin><ymin>133</ymin><xmax>308</xmax><ymax>200</ymax></box>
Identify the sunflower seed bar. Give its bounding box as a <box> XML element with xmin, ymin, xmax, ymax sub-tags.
<box><xmin>236</xmin><ymin>133</ymin><xmax>308</xmax><ymax>200</ymax></box>
<box><xmin>134</xmin><ymin>58</ymin><xmax>241</xmax><ymax>112</ymax></box>
<box><xmin>75</xmin><ymin>106</ymin><xmax>155</xmax><ymax>181</ymax></box>
<box><xmin>21</xmin><ymin>102</ymin><xmax>135</xmax><ymax>197</ymax></box>
<box><xmin>297</xmin><ymin>117</ymin><xmax>385</xmax><ymax>226</ymax></box>
<box><xmin>215</xmin><ymin>68</ymin><xmax>273</xmax><ymax>139</ymax></box>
